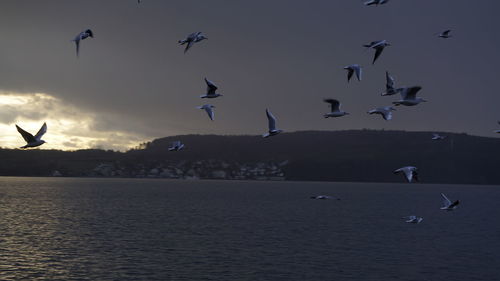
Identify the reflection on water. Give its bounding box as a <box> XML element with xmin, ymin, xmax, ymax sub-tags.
<box><xmin>0</xmin><ymin>177</ymin><xmax>499</xmax><ymax>280</ymax></box>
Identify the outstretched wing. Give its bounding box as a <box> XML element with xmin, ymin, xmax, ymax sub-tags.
<box><xmin>373</xmin><ymin>46</ymin><xmax>384</xmax><ymax>64</ymax></box>
<box><xmin>184</xmin><ymin>40</ymin><xmax>195</xmax><ymax>53</ymax></box>
<box><xmin>74</xmin><ymin>39</ymin><xmax>80</xmax><ymax>57</ymax></box>
<box><xmin>205</xmin><ymin>78</ymin><xmax>218</xmax><ymax>94</ymax></box>
<box><xmin>266</xmin><ymin>109</ymin><xmax>277</xmax><ymax>131</ymax></box>
<box><xmin>386</xmin><ymin>71</ymin><xmax>394</xmax><ymax>88</ymax></box>
<box><xmin>16</xmin><ymin>125</ymin><xmax>35</xmax><ymax>143</ymax></box>
<box><xmin>354</xmin><ymin>65</ymin><xmax>362</xmax><ymax>81</ymax></box>
<box><xmin>34</xmin><ymin>122</ymin><xmax>47</xmax><ymax>140</ymax></box>
<box><xmin>441</xmin><ymin>193</ymin><xmax>452</xmax><ymax>207</ymax></box>
<box><xmin>205</xmin><ymin>106</ymin><xmax>214</xmax><ymax>121</ymax></box>
<box><xmin>324</xmin><ymin>99</ymin><xmax>340</xmax><ymax>112</ymax></box>
<box><xmin>405</xmin><ymin>86</ymin><xmax>422</xmax><ymax>100</ymax></box>
<box><xmin>85</xmin><ymin>29</ymin><xmax>94</xmax><ymax>38</ymax></box>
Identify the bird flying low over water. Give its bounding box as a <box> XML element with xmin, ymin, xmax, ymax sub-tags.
<box><xmin>432</xmin><ymin>133</ymin><xmax>446</xmax><ymax>140</ymax></box>
<box><xmin>200</xmin><ymin>78</ymin><xmax>222</xmax><ymax>98</ymax></box>
<box><xmin>310</xmin><ymin>195</ymin><xmax>341</xmax><ymax>200</ymax></box>
<box><xmin>364</xmin><ymin>40</ymin><xmax>390</xmax><ymax>64</ymax></box>
<box><xmin>438</xmin><ymin>30</ymin><xmax>452</xmax><ymax>38</ymax></box>
<box><xmin>367</xmin><ymin>106</ymin><xmax>396</xmax><ymax>121</ymax></box>
<box><xmin>72</xmin><ymin>29</ymin><xmax>93</xmax><ymax>57</ymax></box>
<box><xmin>197</xmin><ymin>104</ymin><xmax>215</xmax><ymax>121</ymax></box>
<box><xmin>392</xmin><ymin>86</ymin><xmax>426</xmax><ymax>106</ymax></box>
<box><xmin>263</xmin><ymin>109</ymin><xmax>283</xmax><ymax>138</ymax></box>
<box><xmin>394</xmin><ymin>166</ymin><xmax>419</xmax><ymax>183</ymax></box>
<box><xmin>323</xmin><ymin>99</ymin><xmax>349</xmax><ymax>118</ymax></box>
<box><xmin>178</xmin><ymin>32</ymin><xmax>207</xmax><ymax>53</ymax></box>
<box><xmin>344</xmin><ymin>64</ymin><xmax>362</xmax><ymax>82</ymax></box>
<box><xmin>168</xmin><ymin>141</ymin><xmax>185</xmax><ymax>151</ymax></box>
<box><xmin>16</xmin><ymin>122</ymin><xmax>47</xmax><ymax>149</ymax></box>
<box><xmin>403</xmin><ymin>215</ymin><xmax>423</xmax><ymax>224</ymax></box>
<box><xmin>440</xmin><ymin>193</ymin><xmax>460</xmax><ymax>211</ymax></box>
<box><xmin>364</xmin><ymin>0</ymin><xmax>389</xmax><ymax>6</ymax></box>
<box><xmin>382</xmin><ymin>71</ymin><xmax>401</xmax><ymax>96</ymax></box>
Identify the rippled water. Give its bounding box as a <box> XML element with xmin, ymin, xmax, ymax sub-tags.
<box><xmin>0</xmin><ymin>177</ymin><xmax>499</xmax><ymax>280</ymax></box>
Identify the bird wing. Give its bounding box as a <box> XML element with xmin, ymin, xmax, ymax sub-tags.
<box><xmin>266</xmin><ymin>109</ymin><xmax>277</xmax><ymax>131</ymax></box>
<box><xmin>74</xmin><ymin>39</ymin><xmax>80</xmax><ymax>57</ymax></box>
<box><xmin>85</xmin><ymin>29</ymin><xmax>94</xmax><ymax>38</ymax></box>
<box><xmin>354</xmin><ymin>65</ymin><xmax>362</xmax><ymax>81</ymax></box>
<box><xmin>405</xmin><ymin>86</ymin><xmax>422</xmax><ymax>100</ymax></box>
<box><xmin>205</xmin><ymin>106</ymin><xmax>214</xmax><ymax>120</ymax></box>
<box><xmin>34</xmin><ymin>122</ymin><xmax>47</xmax><ymax>140</ymax></box>
<box><xmin>184</xmin><ymin>40</ymin><xmax>195</xmax><ymax>53</ymax></box>
<box><xmin>16</xmin><ymin>125</ymin><xmax>36</xmax><ymax>143</ymax></box>
<box><xmin>324</xmin><ymin>99</ymin><xmax>340</xmax><ymax>112</ymax></box>
<box><xmin>386</xmin><ymin>71</ymin><xmax>395</xmax><ymax>88</ymax></box>
<box><xmin>373</xmin><ymin>46</ymin><xmax>384</xmax><ymax>64</ymax></box>
<box><xmin>382</xmin><ymin>110</ymin><xmax>392</xmax><ymax>121</ymax></box>
<box><xmin>441</xmin><ymin>193</ymin><xmax>452</xmax><ymax>207</ymax></box>
<box><xmin>403</xmin><ymin>168</ymin><xmax>413</xmax><ymax>182</ymax></box>
<box><xmin>346</xmin><ymin>68</ymin><xmax>353</xmax><ymax>82</ymax></box>
<box><xmin>205</xmin><ymin>78</ymin><xmax>218</xmax><ymax>94</ymax></box>
<box><xmin>449</xmin><ymin>200</ymin><xmax>460</xmax><ymax>208</ymax></box>
<box><xmin>443</xmin><ymin>30</ymin><xmax>451</xmax><ymax>36</ymax></box>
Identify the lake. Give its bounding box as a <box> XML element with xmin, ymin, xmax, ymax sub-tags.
<box><xmin>0</xmin><ymin>177</ymin><xmax>498</xmax><ymax>281</ymax></box>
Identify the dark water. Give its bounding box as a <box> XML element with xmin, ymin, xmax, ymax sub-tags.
<box><xmin>0</xmin><ymin>177</ymin><xmax>499</xmax><ymax>281</ymax></box>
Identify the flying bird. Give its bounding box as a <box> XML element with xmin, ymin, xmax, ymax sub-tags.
<box><xmin>432</xmin><ymin>133</ymin><xmax>446</xmax><ymax>140</ymax></box>
<box><xmin>394</xmin><ymin>166</ymin><xmax>419</xmax><ymax>183</ymax></box>
<box><xmin>364</xmin><ymin>40</ymin><xmax>390</xmax><ymax>64</ymax></box>
<box><xmin>323</xmin><ymin>99</ymin><xmax>349</xmax><ymax>118</ymax></box>
<box><xmin>381</xmin><ymin>71</ymin><xmax>401</xmax><ymax>96</ymax></box>
<box><xmin>403</xmin><ymin>215</ymin><xmax>423</xmax><ymax>224</ymax></box>
<box><xmin>16</xmin><ymin>122</ymin><xmax>47</xmax><ymax>149</ymax></box>
<box><xmin>263</xmin><ymin>109</ymin><xmax>283</xmax><ymax>138</ymax></box>
<box><xmin>344</xmin><ymin>64</ymin><xmax>362</xmax><ymax>82</ymax></box>
<box><xmin>310</xmin><ymin>195</ymin><xmax>341</xmax><ymax>200</ymax></box>
<box><xmin>168</xmin><ymin>141</ymin><xmax>185</xmax><ymax>151</ymax></box>
<box><xmin>178</xmin><ymin>32</ymin><xmax>207</xmax><ymax>53</ymax></box>
<box><xmin>197</xmin><ymin>104</ymin><xmax>215</xmax><ymax>121</ymax></box>
<box><xmin>437</xmin><ymin>30</ymin><xmax>452</xmax><ymax>38</ymax></box>
<box><xmin>440</xmin><ymin>193</ymin><xmax>460</xmax><ymax>211</ymax></box>
<box><xmin>200</xmin><ymin>78</ymin><xmax>223</xmax><ymax>98</ymax></box>
<box><xmin>392</xmin><ymin>86</ymin><xmax>427</xmax><ymax>106</ymax></box>
<box><xmin>367</xmin><ymin>106</ymin><xmax>396</xmax><ymax>121</ymax></box>
<box><xmin>364</xmin><ymin>0</ymin><xmax>389</xmax><ymax>6</ymax></box>
<box><xmin>72</xmin><ymin>29</ymin><xmax>94</xmax><ymax>57</ymax></box>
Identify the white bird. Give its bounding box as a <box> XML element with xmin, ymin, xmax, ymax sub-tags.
<box><xmin>16</xmin><ymin>122</ymin><xmax>47</xmax><ymax>149</ymax></box>
<box><xmin>344</xmin><ymin>64</ymin><xmax>362</xmax><ymax>82</ymax></box>
<box><xmin>438</xmin><ymin>30</ymin><xmax>452</xmax><ymax>38</ymax></box>
<box><xmin>432</xmin><ymin>133</ymin><xmax>446</xmax><ymax>140</ymax></box>
<box><xmin>178</xmin><ymin>32</ymin><xmax>207</xmax><ymax>53</ymax></box>
<box><xmin>263</xmin><ymin>109</ymin><xmax>283</xmax><ymax>138</ymax></box>
<box><xmin>197</xmin><ymin>104</ymin><xmax>215</xmax><ymax>121</ymax></box>
<box><xmin>310</xmin><ymin>195</ymin><xmax>341</xmax><ymax>200</ymax></box>
<box><xmin>200</xmin><ymin>78</ymin><xmax>223</xmax><ymax>98</ymax></box>
<box><xmin>367</xmin><ymin>106</ymin><xmax>396</xmax><ymax>121</ymax></box>
<box><xmin>364</xmin><ymin>0</ymin><xmax>389</xmax><ymax>6</ymax></box>
<box><xmin>323</xmin><ymin>99</ymin><xmax>349</xmax><ymax>118</ymax></box>
<box><xmin>392</xmin><ymin>86</ymin><xmax>427</xmax><ymax>106</ymax></box>
<box><xmin>394</xmin><ymin>166</ymin><xmax>419</xmax><ymax>183</ymax></box>
<box><xmin>168</xmin><ymin>141</ymin><xmax>185</xmax><ymax>151</ymax></box>
<box><xmin>403</xmin><ymin>215</ymin><xmax>423</xmax><ymax>224</ymax></box>
<box><xmin>440</xmin><ymin>193</ymin><xmax>460</xmax><ymax>211</ymax></box>
<box><xmin>381</xmin><ymin>71</ymin><xmax>401</xmax><ymax>96</ymax></box>
<box><xmin>364</xmin><ymin>40</ymin><xmax>390</xmax><ymax>64</ymax></box>
<box><xmin>72</xmin><ymin>29</ymin><xmax>94</xmax><ymax>57</ymax></box>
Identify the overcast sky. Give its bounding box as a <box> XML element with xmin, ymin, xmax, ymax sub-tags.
<box><xmin>0</xmin><ymin>0</ymin><xmax>499</xmax><ymax>150</ymax></box>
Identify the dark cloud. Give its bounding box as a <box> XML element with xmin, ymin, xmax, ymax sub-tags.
<box><xmin>0</xmin><ymin>0</ymin><xmax>499</xmax><ymax>147</ymax></box>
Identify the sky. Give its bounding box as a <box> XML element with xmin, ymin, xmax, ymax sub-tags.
<box><xmin>0</xmin><ymin>0</ymin><xmax>499</xmax><ymax>151</ymax></box>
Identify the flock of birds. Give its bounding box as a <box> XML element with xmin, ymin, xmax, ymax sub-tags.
<box><xmin>11</xmin><ymin>0</ymin><xmax>498</xmax><ymax>223</ymax></box>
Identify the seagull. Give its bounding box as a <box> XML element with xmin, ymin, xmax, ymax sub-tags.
<box><xmin>403</xmin><ymin>215</ymin><xmax>423</xmax><ymax>224</ymax></box>
<box><xmin>168</xmin><ymin>141</ymin><xmax>185</xmax><ymax>151</ymax></box>
<box><xmin>200</xmin><ymin>78</ymin><xmax>222</xmax><ymax>98</ymax></box>
<box><xmin>440</xmin><ymin>193</ymin><xmax>460</xmax><ymax>211</ymax></box>
<box><xmin>323</xmin><ymin>99</ymin><xmax>349</xmax><ymax>118</ymax></box>
<box><xmin>16</xmin><ymin>122</ymin><xmax>47</xmax><ymax>149</ymax></box>
<box><xmin>432</xmin><ymin>133</ymin><xmax>446</xmax><ymax>140</ymax></box>
<box><xmin>438</xmin><ymin>30</ymin><xmax>452</xmax><ymax>38</ymax></box>
<box><xmin>344</xmin><ymin>64</ymin><xmax>362</xmax><ymax>82</ymax></box>
<box><xmin>381</xmin><ymin>71</ymin><xmax>401</xmax><ymax>96</ymax></box>
<box><xmin>367</xmin><ymin>106</ymin><xmax>396</xmax><ymax>121</ymax></box>
<box><xmin>197</xmin><ymin>104</ymin><xmax>215</xmax><ymax>121</ymax></box>
<box><xmin>364</xmin><ymin>0</ymin><xmax>389</xmax><ymax>6</ymax></box>
<box><xmin>392</xmin><ymin>86</ymin><xmax>427</xmax><ymax>106</ymax></box>
<box><xmin>72</xmin><ymin>29</ymin><xmax>94</xmax><ymax>57</ymax></box>
<box><xmin>394</xmin><ymin>166</ymin><xmax>418</xmax><ymax>183</ymax></box>
<box><xmin>263</xmin><ymin>109</ymin><xmax>283</xmax><ymax>138</ymax></box>
<box><xmin>310</xmin><ymin>195</ymin><xmax>341</xmax><ymax>200</ymax></box>
<box><xmin>178</xmin><ymin>32</ymin><xmax>207</xmax><ymax>53</ymax></box>
<box><xmin>364</xmin><ymin>40</ymin><xmax>390</xmax><ymax>64</ymax></box>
